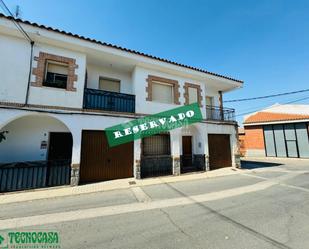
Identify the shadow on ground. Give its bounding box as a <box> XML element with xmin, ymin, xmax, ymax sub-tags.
<box><xmin>241</xmin><ymin>160</ymin><xmax>283</xmax><ymax>169</ymax></box>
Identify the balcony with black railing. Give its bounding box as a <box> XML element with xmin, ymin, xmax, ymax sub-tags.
<box><xmin>83</xmin><ymin>88</ymin><xmax>135</xmax><ymax>113</ymax></box>
<box><xmin>206</xmin><ymin>105</ymin><xmax>235</xmax><ymax>122</ymax></box>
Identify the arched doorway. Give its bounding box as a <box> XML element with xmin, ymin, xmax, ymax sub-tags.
<box><xmin>0</xmin><ymin>114</ymin><xmax>73</xmax><ymax>192</ymax></box>
<box><xmin>180</xmin><ymin>125</ymin><xmax>205</xmax><ymax>173</ymax></box>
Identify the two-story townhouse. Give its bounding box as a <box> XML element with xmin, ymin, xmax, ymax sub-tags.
<box><xmin>0</xmin><ymin>14</ymin><xmax>243</xmax><ymax>192</ymax></box>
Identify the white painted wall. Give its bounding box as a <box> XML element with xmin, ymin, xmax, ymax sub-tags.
<box><xmin>0</xmin><ymin>109</ymin><xmax>238</xmax><ymax>172</ymax></box>
<box><xmin>0</xmin><ymin>33</ymin><xmax>225</xmax><ymax>114</ymax></box>
<box><xmin>178</xmin><ymin>125</ymin><xmax>205</xmax><ymax>155</ymax></box>
<box><xmin>0</xmin><ymin>34</ymin><xmax>30</xmax><ymax>103</ymax></box>
<box><xmin>28</xmin><ymin>43</ymin><xmax>86</xmax><ymax>108</ymax></box>
<box><xmin>87</xmin><ymin>64</ymin><xmax>133</xmax><ymax>94</ymax></box>
<box><xmin>0</xmin><ymin>34</ymin><xmax>86</xmax><ymax>108</ymax></box>
<box><xmin>132</xmin><ymin>66</ymin><xmax>220</xmax><ymax>118</ymax></box>
<box><xmin>0</xmin><ymin>109</ymin><xmax>135</xmax><ymax>166</ymax></box>
<box><xmin>0</xmin><ymin>115</ymin><xmax>70</xmax><ymax>163</ymax></box>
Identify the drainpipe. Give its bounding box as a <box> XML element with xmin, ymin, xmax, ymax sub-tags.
<box><xmin>24</xmin><ymin>41</ymin><xmax>35</xmax><ymax>106</ymax></box>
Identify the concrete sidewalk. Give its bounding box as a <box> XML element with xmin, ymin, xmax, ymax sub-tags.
<box><xmin>0</xmin><ymin>167</ymin><xmax>240</xmax><ymax>205</ymax></box>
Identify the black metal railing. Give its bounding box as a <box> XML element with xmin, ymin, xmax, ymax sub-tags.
<box><xmin>140</xmin><ymin>155</ymin><xmax>173</xmax><ymax>178</ymax></box>
<box><xmin>206</xmin><ymin>105</ymin><xmax>235</xmax><ymax>122</ymax></box>
<box><xmin>180</xmin><ymin>154</ymin><xmax>205</xmax><ymax>173</ymax></box>
<box><xmin>43</xmin><ymin>72</ymin><xmax>68</xmax><ymax>89</ymax></box>
<box><xmin>83</xmin><ymin>88</ymin><xmax>135</xmax><ymax>113</ymax></box>
<box><xmin>0</xmin><ymin>160</ymin><xmax>71</xmax><ymax>193</ymax></box>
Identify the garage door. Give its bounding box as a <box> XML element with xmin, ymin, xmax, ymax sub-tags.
<box><xmin>263</xmin><ymin>123</ymin><xmax>309</xmax><ymax>158</ymax></box>
<box><xmin>208</xmin><ymin>134</ymin><xmax>232</xmax><ymax>170</ymax></box>
<box><xmin>80</xmin><ymin>130</ymin><xmax>133</xmax><ymax>183</ymax></box>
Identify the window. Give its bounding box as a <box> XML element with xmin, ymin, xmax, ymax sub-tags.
<box><xmin>44</xmin><ymin>61</ymin><xmax>68</xmax><ymax>89</ymax></box>
<box><xmin>152</xmin><ymin>81</ymin><xmax>174</xmax><ymax>104</ymax></box>
<box><xmin>183</xmin><ymin>83</ymin><xmax>202</xmax><ymax>106</ymax></box>
<box><xmin>146</xmin><ymin>75</ymin><xmax>180</xmax><ymax>104</ymax></box>
<box><xmin>188</xmin><ymin>87</ymin><xmax>198</xmax><ymax>104</ymax></box>
<box><xmin>142</xmin><ymin>134</ymin><xmax>171</xmax><ymax>156</ymax></box>
<box><xmin>32</xmin><ymin>52</ymin><xmax>78</xmax><ymax>91</ymax></box>
<box><xmin>99</xmin><ymin>78</ymin><xmax>120</xmax><ymax>92</ymax></box>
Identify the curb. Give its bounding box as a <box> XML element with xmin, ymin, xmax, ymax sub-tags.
<box><xmin>0</xmin><ymin>167</ymin><xmax>241</xmax><ymax>205</ymax></box>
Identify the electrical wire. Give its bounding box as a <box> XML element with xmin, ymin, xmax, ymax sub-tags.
<box><xmin>235</xmin><ymin>91</ymin><xmax>309</xmax><ymax>114</ymax></box>
<box><xmin>224</xmin><ymin>88</ymin><xmax>309</xmax><ymax>103</ymax></box>
<box><xmin>235</xmin><ymin>95</ymin><xmax>309</xmax><ymax>117</ymax></box>
<box><xmin>0</xmin><ymin>0</ymin><xmax>33</xmax><ymax>42</ymax></box>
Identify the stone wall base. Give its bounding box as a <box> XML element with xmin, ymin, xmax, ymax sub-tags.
<box><xmin>135</xmin><ymin>160</ymin><xmax>141</xmax><ymax>179</ymax></box>
<box><xmin>173</xmin><ymin>157</ymin><xmax>180</xmax><ymax>176</ymax></box>
<box><xmin>70</xmin><ymin>164</ymin><xmax>80</xmax><ymax>186</ymax></box>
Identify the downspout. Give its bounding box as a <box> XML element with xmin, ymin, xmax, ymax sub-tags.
<box><xmin>24</xmin><ymin>41</ymin><xmax>35</xmax><ymax>106</ymax></box>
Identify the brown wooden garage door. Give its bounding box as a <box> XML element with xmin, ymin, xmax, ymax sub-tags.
<box><xmin>208</xmin><ymin>134</ymin><xmax>232</xmax><ymax>170</ymax></box>
<box><xmin>80</xmin><ymin>130</ymin><xmax>133</xmax><ymax>183</ymax></box>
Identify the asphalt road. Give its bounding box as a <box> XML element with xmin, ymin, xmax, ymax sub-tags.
<box><xmin>1</xmin><ymin>158</ymin><xmax>309</xmax><ymax>249</ymax></box>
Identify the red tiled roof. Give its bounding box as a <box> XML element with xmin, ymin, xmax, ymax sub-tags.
<box><xmin>244</xmin><ymin>112</ymin><xmax>309</xmax><ymax>124</ymax></box>
<box><xmin>0</xmin><ymin>13</ymin><xmax>243</xmax><ymax>83</ymax></box>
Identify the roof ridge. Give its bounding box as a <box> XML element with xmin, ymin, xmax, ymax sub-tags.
<box><xmin>258</xmin><ymin>111</ymin><xmax>309</xmax><ymax>116</ymax></box>
<box><xmin>244</xmin><ymin>111</ymin><xmax>309</xmax><ymax>124</ymax></box>
<box><xmin>0</xmin><ymin>13</ymin><xmax>243</xmax><ymax>83</ymax></box>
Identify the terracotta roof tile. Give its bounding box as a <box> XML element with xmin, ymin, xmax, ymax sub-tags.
<box><xmin>244</xmin><ymin>112</ymin><xmax>309</xmax><ymax>124</ymax></box>
<box><xmin>0</xmin><ymin>13</ymin><xmax>244</xmax><ymax>83</ymax></box>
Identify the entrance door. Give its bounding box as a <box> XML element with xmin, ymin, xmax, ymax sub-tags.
<box><xmin>208</xmin><ymin>134</ymin><xmax>232</xmax><ymax>170</ymax></box>
<box><xmin>80</xmin><ymin>130</ymin><xmax>133</xmax><ymax>183</ymax></box>
<box><xmin>48</xmin><ymin>132</ymin><xmax>73</xmax><ymax>160</ymax></box>
<box><xmin>182</xmin><ymin>136</ymin><xmax>192</xmax><ymax>155</ymax></box>
<box><xmin>140</xmin><ymin>134</ymin><xmax>172</xmax><ymax>178</ymax></box>
<box><xmin>47</xmin><ymin>132</ymin><xmax>72</xmax><ymax>186</ymax></box>
<box><xmin>181</xmin><ymin>136</ymin><xmax>193</xmax><ymax>173</ymax></box>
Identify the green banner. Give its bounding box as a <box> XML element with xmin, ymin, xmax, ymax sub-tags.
<box><xmin>105</xmin><ymin>102</ymin><xmax>203</xmax><ymax>147</ymax></box>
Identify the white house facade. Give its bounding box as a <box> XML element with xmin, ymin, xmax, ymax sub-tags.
<box><xmin>0</xmin><ymin>14</ymin><xmax>243</xmax><ymax>191</ymax></box>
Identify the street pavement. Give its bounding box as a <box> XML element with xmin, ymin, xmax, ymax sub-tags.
<box><xmin>0</xmin><ymin>158</ymin><xmax>309</xmax><ymax>249</ymax></box>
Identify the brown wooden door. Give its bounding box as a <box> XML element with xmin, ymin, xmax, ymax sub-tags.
<box><xmin>80</xmin><ymin>130</ymin><xmax>133</xmax><ymax>183</ymax></box>
<box><xmin>181</xmin><ymin>136</ymin><xmax>193</xmax><ymax>173</ymax></box>
<box><xmin>182</xmin><ymin>136</ymin><xmax>192</xmax><ymax>155</ymax></box>
<box><xmin>208</xmin><ymin>134</ymin><xmax>231</xmax><ymax>170</ymax></box>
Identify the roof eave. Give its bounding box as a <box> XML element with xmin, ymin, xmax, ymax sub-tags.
<box><xmin>0</xmin><ymin>13</ymin><xmax>243</xmax><ymax>84</ymax></box>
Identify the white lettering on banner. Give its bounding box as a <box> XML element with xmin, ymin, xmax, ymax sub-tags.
<box><xmin>113</xmin><ymin>131</ymin><xmax>123</xmax><ymax>139</ymax></box>
<box><xmin>124</xmin><ymin>128</ymin><xmax>132</xmax><ymax>136</ymax></box>
<box><xmin>113</xmin><ymin>110</ymin><xmax>196</xmax><ymax>139</ymax></box>
<box><xmin>186</xmin><ymin>110</ymin><xmax>194</xmax><ymax>118</ymax></box>
<box><xmin>149</xmin><ymin>121</ymin><xmax>159</xmax><ymax>129</ymax></box>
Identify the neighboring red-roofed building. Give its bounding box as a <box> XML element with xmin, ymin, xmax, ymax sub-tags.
<box><xmin>238</xmin><ymin>128</ymin><xmax>246</xmax><ymax>157</ymax></box>
<box><xmin>241</xmin><ymin>104</ymin><xmax>309</xmax><ymax>158</ymax></box>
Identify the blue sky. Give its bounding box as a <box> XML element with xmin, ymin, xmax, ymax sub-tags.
<box><xmin>1</xmin><ymin>0</ymin><xmax>309</xmax><ymax>124</ymax></box>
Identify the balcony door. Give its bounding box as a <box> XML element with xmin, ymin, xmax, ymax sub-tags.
<box><xmin>99</xmin><ymin>77</ymin><xmax>120</xmax><ymax>93</ymax></box>
<box><xmin>206</xmin><ymin>96</ymin><xmax>214</xmax><ymax>119</ymax></box>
